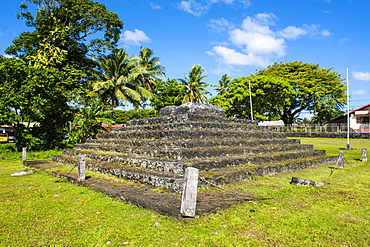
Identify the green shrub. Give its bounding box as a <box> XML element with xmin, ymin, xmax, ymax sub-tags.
<box><xmin>0</xmin><ymin>143</ymin><xmax>17</xmax><ymax>152</ymax></box>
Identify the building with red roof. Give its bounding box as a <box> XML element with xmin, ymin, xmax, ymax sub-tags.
<box><xmin>325</xmin><ymin>104</ymin><xmax>370</xmax><ymax>132</ymax></box>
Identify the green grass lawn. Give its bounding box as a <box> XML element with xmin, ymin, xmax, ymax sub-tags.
<box><xmin>0</xmin><ymin>138</ymin><xmax>369</xmax><ymax>247</ymax></box>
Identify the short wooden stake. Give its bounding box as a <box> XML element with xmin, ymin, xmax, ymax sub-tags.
<box><xmin>180</xmin><ymin>167</ymin><xmax>199</xmax><ymax>217</ymax></box>
<box><xmin>22</xmin><ymin>147</ymin><xmax>27</xmax><ymax>164</ymax></box>
<box><xmin>338</xmin><ymin>151</ymin><xmax>344</xmax><ymax>169</ymax></box>
<box><xmin>361</xmin><ymin>148</ymin><xmax>367</xmax><ymax>162</ymax></box>
<box><xmin>77</xmin><ymin>154</ymin><xmax>86</xmax><ymax>182</ymax></box>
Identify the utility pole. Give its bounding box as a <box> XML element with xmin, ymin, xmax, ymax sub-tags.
<box><xmin>248</xmin><ymin>80</ymin><xmax>254</xmax><ymax>121</ymax></box>
<box><xmin>346</xmin><ymin>67</ymin><xmax>350</xmax><ymax>149</ymax></box>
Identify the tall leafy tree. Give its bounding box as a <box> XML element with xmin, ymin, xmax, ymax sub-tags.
<box><xmin>91</xmin><ymin>49</ymin><xmax>152</xmax><ymax>110</ymax></box>
<box><xmin>150</xmin><ymin>78</ymin><xmax>184</xmax><ymax>111</ymax></box>
<box><xmin>257</xmin><ymin>61</ymin><xmax>346</xmax><ymax>124</ymax></box>
<box><xmin>211</xmin><ymin>75</ymin><xmax>293</xmax><ymax>121</ymax></box>
<box><xmin>0</xmin><ymin>56</ymin><xmax>76</xmax><ymax>150</ymax></box>
<box><xmin>6</xmin><ymin>0</ymin><xmax>123</xmax><ymax>70</ymax></box>
<box><xmin>178</xmin><ymin>65</ymin><xmax>210</xmax><ymax>103</ymax></box>
<box><xmin>211</xmin><ymin>61</ymin><xmax>346</xmax><ymax>125</ymax></box>
<box><xmin>1</xmin><ymin>0</ymin><xmax>124</xmax><ymax>149</ymax></box>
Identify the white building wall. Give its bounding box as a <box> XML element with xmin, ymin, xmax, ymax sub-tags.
<box><xmin>350</xmin><ymin>114</ymin><xmax>359</xmax><ymax>130</ymax></box>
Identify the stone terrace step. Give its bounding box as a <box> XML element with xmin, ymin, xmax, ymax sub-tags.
<box><xmin>125</xmin><ymin>114</ymin><xmax>255</xmax><ymax>127</ymax></box>
<box><xmin>59</xmin><ymin>148</ymin><xmax>326</xmax><ymax>174</ymax></box>
<box><xmin>99</xmin><ymin>129</ymin><xmax>286</xmax><ymax>140</ymax></box>
<box><xmin>112</xmin><ymin>121</ymin><xmax>261</xmax><ymax>132</ymax></box>
<box><xmin>199</xmin><ymin>155</ymin><xmax>337</xmax><ymax>187</ymax></box>
<box><xmin>86</xmin><ymin>137</ymin><xmax>301</xmax><ymax>149</ymax></box>
<box><xmin>73</xmin><ymin>143</ymin><xmax>314</xmax><ymax>160</ymax></box>
<box><xmin>51</xmin><ymin>155</ymin><xmax>185</xmax><ymax>192</ymax></box>
<box><xmin>188</xmin><ymin>149</ymin><xmax>327</xmax><ymax>171</ymax></box>
<box><xmin>59</xmin><ymin>150</ymin><xmax>186</xmax><ymax>174</ymax></box>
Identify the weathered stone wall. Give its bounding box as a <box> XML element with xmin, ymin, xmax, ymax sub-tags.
<box><xmin>159</xmin><ymin>102</ymin><xmax>224</xmax><ymax>117</ymax></box>
<box><xmin>126</xmin><ymin>113</ymin><xmax>256</xmax><ymax>127</ymax></box>
<box><xmin>283</xmin><ymin>132</ymin><xmax>370</xmax><ymax>139</ymax></box>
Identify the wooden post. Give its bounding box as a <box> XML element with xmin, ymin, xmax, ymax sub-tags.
<box><xmin>22</xmin><ymin>147</ymin><xmax>27</xmax><ymax>164</ymax></box>
<box><xmin>338</xmin><ymin>151</ymin><xmax>344</xmax><ymax>169</ymax></box>
<box><xmin>361</xmin><ymin>148</ymin><xmax>367</xmax><ymax>162</ymax></box>
<box><xmin>180</xmin><ymin>167</ymin><xmax>199</xmax><ymax>217</ymax></box>
<box><xmin>77</xmin><ymin>154</ymin><xmax>86</xmax><ymax>182</ymax></box>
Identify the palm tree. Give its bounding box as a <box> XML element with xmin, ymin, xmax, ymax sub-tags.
<box><xmin>91</xmin><ymin>49</ymin><xmax>152</xmax><ymax>110</ymax></box>
<box><xmin>132</xmin><ymin>47</ymin><xmax>165</xmax><ymax>92</ymax></box>
<box><xmin>178</xmin><ymin>65</ymin><xmax>210</xmax><ymax>103</ymax></box>
<box><xmin>213</xmin><ymin>74</ymin><xmax>231</xmax><ymax>95</ymax></box>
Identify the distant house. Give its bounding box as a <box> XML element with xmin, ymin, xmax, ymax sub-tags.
<box><xmin>101</xmin><ymin>123</ymin><xmax>126</xmax><ymax>128</ymax></box>
<box><xmin>99</xmin><ymin>123</ymin><xmax>126</xmax><ymax>133</ymax></box>
<box><xmin>325</xmin><ymin>104</ymin><xmax>370</xmax><ymax>132</ymax></box>
<box><xmin>258</xmin><ymin>120</ymin><xmax>285</xmax><ymax>127</ymax></box>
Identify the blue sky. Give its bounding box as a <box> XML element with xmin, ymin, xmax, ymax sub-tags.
<box><xmin>1</xmin><ymin>0</ymin><xmax>369</xmax><ymax>114</ymax></box>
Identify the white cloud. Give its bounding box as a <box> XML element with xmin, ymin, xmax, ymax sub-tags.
<box><xmin>241</xmin><ymin>13</ymin><xmax>277</xmax><ymax>33</ymax></box>
<box><xmin>339</xmin><ymin>38</ymin><xmax>349</xmax><ymax>44</ymax></box>
<box><xmin>208</xmin><ymin>13</ymin><xmax>285</xmax><ymax>67</ymax></box>
<box><xmin>278</xmin><ymin>26</ymin><xmax>308</xmax><ymax>39</ymax></box>
<box><xmin>207</xmin><ymin>46</ymin><xmax>269</xmax><ymax>67</ymax></box>
<box><xmin>210</xmin><ymin>40</ymin><xmax>230</xmax><ymax>46</ymax></box>
<box><xmin>210</xmin><ymin>0</ymin><xmax>234</xmax><ymax>4</ymax></box>
<box><xmin>120</xmin><ymin>29</ymin><xmax>151</xmax><ymax>46</ymax></box>
<box><xmin>238</xmin><ymin>0</ymin><xmax>252</xmax><ymax>7</ymax></box>
<box><xmin>150</xmin><ymin>2</ymin><xmax>161</xmax><ymax>10</ymax></box>
<box><xmin>320</xmin><ymin>29</ymin><xmax>331</xmax><ymax>37</ymax></box>
<box><xmin>278</xmin><ymin>24</ymin><xmax>331</xmax><ymax>39</ymax></box>
<box><xmin>178</xmin><ymin>0</ymin><xmax>251</xmax><ymax>16</ymax></box>
<box><xmin>233</xmin><ymin>14</ymin><xmax>285</xmax><ymax>57</ymax></box>
<box><xmin>209</xmin><ymin>66</ymin><xmax>234</xmax><ymax>76</ymax></box>
<box><xmin>231</xmin><ymin>29</ymin><xmax>286</xmax><ymax>56</ymax></box>
<box><xmin>352</xmin><ymin>89</ymin><xmax>367</xmax><ymax>95</ymax></box>
<box><xmin>353</xmin><ymin>71</ymin><xmax>370</xmax><ymax>81</ymax></box>
<box><xmin>208</xmin><ymin>18</ymin><xmax>235</xmax><ymax>32</ymax></box>
<box><xmin>210</xmin><ymin>0</ymin><xmax>252</xmax><ymax>7</ymax></box>
<box><xmin>208</xmin><ymin>13</ymin><xmax>332</xmax><ymax>67</ymax></box>
<box><xmin>303</xmin><ymin>24</ymin><xmax>332</xmax><ymax>37</ymax></box>
<box><xmin>177</xmin><ymin>0</ymin><xmax>208</xmax><ymax>16</ymax></box>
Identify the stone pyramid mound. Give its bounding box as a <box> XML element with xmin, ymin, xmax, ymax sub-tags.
<box><xmin>52</xmin><ymin>103</ymin><xmax>336</xmax><ymax>194</ymax></box>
